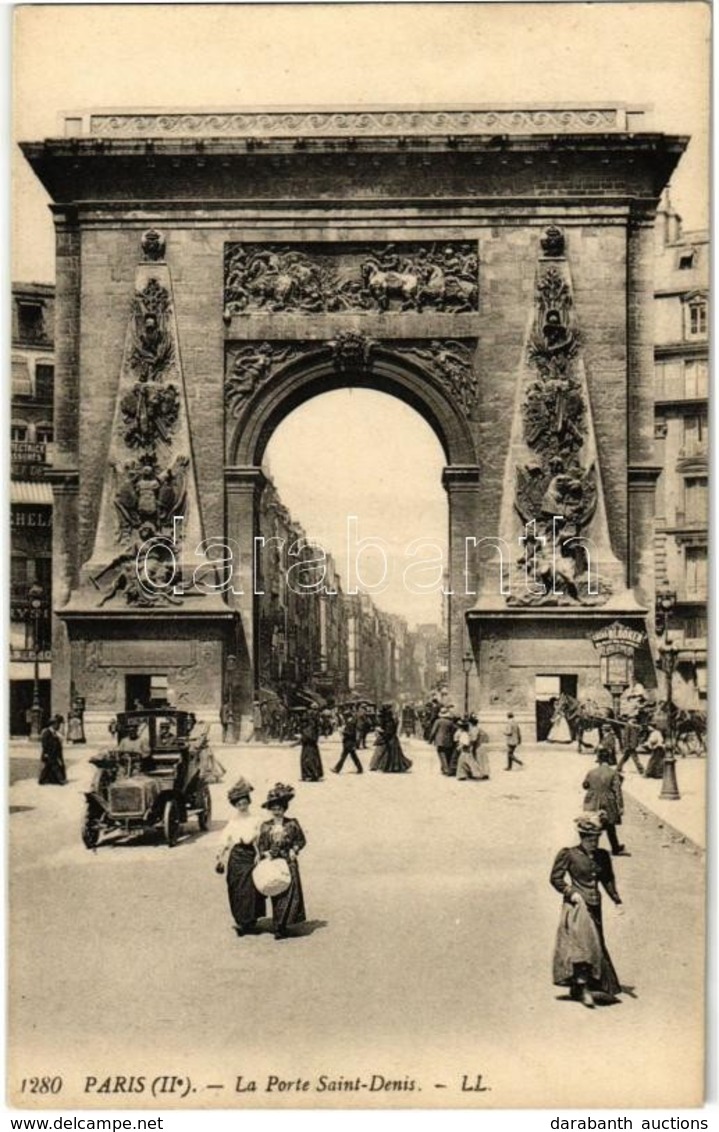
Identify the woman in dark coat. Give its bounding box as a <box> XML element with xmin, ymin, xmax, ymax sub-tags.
<box><xmin>257</xmin><ymin>783</ymin><xmax>307</xmax><ymax>940</ymax></box>
<box><xmin>643</xmin><ymin>729</ymin><xmax>666</xmax><ymax>779</ymax></box>
<box><xmin>38</xmin><ymin>716</ymin><xmax>66</xmax><ymax>785</ymax></box>
<box><xmin>370</xmin><ymin>705</ymin><xmax>412</xmax><ymax>774</ymax></box>
<box><xmin>298</xmin><ymin>711</ymin><xmax>324</xmax><ymax>782</ymax></box>
<box><xmin>550</xmin><ymin>813</ymin><xmax>624</xmax><ymax>1008</ymax></box>
<box><xmin>215</xmin><ymin>777</ymin><xmax>266</xmax><ymax>935</ymax></box>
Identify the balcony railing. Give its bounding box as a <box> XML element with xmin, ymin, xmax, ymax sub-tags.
<box><xmin>677</xmin><ymin>441</ymin><xmax>708</xmax><ymax>461</ymax></box>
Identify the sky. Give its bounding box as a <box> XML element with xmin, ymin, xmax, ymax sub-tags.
<box><xmin>9</xmin><ymin>2</ymin><xmax>710</xmax><ymax>628</ymax></box>
<box><xmin>264</xmin><ymin>389</ymin><xmax>447</xmax><ymax>625</ymax></box>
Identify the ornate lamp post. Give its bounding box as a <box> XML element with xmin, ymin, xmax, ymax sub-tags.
<box><xmin>28</xmin><ymin>583</ymin><xmax>45</xmax><ymax>741</ymax></box>
<box><xmin>462</xmin><ymin>651</ymin><xmax>473</xmax><ymax>717</ymax></box>
<box><xmin>656</xmin><ymin>586</ymin><xmax>681</xmax><ymax>800</ymax></box>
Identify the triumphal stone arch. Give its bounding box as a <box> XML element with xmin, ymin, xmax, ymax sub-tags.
<box><xmin>21</xmin><ymin>106</ymin><xmax>686</xmax><ymax>736</ymax></box>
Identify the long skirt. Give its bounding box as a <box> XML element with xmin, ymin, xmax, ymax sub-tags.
<box><xmin>271</xmin><ymin>857</ymin><xmax>306</xmax><ymax>933</ymax></box>
<box><xmin>300</xmin><ymin>740</ymin><xmax>324</xmax><ymax>781</ymax></box>
<box><xmin>38</xmin><ymin>755</ymin><xmax>67</xmax><ymax>786</ymax></box>
<box><xmin>553</xmin><ymin>898</ymin><xmax>621</xmax><ymax>998</ymax></box>
<box><xmin>644</xmin><ymin>750</ymin><xmax>665</xmax><ymax>779</ymax></box>
<box><xmin>548</xmin><ymin>716</ymin><xmax>572</xmax><ymax>743</ymax></box>
<box><xmin>373</xmin><ymin>735</ymin><xmax>412</xmax><ymax>774</ymax></box>
<box><xmin>227</xmin><ymin>844</ymin><xmax>266</xmax><ymax>929</ymax></box>
<box><xmin>456</xmin><ymin>749</ymin><xmax>489</xmax><ymax>780</ymax></box>
<box><xmin>369</xmin><ymin>739</ymin><xmax>385</xmax><ymax>771</ymax></box>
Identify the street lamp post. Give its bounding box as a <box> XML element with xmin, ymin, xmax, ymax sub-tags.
<box><xmin>462</xmin><ymin>651</ymin><xmax>473</xmax><ymax>717</ymax></box>
<box><xmin>28</xmin><ymin>583</ymin><xmax>45</xmax><ymax>741</ymax></box>
<box><xmin>656</xmin><ymin>586</ymin><xmax>680</xmax><ymax>801</ymax></box>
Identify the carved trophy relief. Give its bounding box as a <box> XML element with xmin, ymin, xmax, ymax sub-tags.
<box><xmin>505</xmin><ymin>227</ymin><xmax>614</xmax><ymax>607</ymax></box>
<box><xmin>86</xmin><ymin>235</ymin><xmax>206</xmax><ymax>608</ymax></box>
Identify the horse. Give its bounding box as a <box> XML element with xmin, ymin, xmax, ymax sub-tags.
<box><xmin>361</xmin><ymin>260</ymin><xmax>419</xmax><ymax>311</ymax></box>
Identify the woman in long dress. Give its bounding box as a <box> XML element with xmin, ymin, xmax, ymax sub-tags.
<box><xmin>643</xmin><ymin>729</ymin><xmax>666</xmax><ymax>779</ymax></box>
<box><xmin>298</xmin><ymin>711</ymin><xmax>324</xmax><ymax>782</ymax></box>
<box><xmin>547</xmin><ymin>698</ymin><xmax>573</xmax><ymax>744</ymax></box>
<box><xmin>370</xmin><ymin>705</ymin><xmax>412</xmax><ymax>774</ymax></box>
<box><xmin>550</xmin><ymin>813</ymin><xmax>623</xmax><ymax>1008</ymax></box>
<box><xmin>456</xmin><ymin>717</ymin><xmax>490</xmax><ymax>780</ymax></box>
<box><xmin>215</xmin><ymin>777</ymin><xmax>266</xmax><ymax>935</ymax></box>
<box><xmin>257</xmin><ymin>783</ymin><xmax>307</xmax><ymax>940</ymax></box>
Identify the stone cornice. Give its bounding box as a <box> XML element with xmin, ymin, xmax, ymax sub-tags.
<box><xmin>225</xmin><ymin>466</ymin><xmax>269</xmax><ymax>494</ymax></box>
<box><xmin>627</xmin><ymin>464</ymin><xmax>663</xmax><ymax>488</ymax></box>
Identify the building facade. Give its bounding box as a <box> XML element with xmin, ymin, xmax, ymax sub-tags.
<box><xmin>10</xmin><ymin>283</ymin><xmax>55</xmax><ymax>735</ymax></box>
<box><xmin>653</xmin><ymin>194</ymin><xmax>709</xmax><ymax>708</ymax></box>
<box><xmin>20</xmin><ymin>105</ymin><xmax>686</xmax><ymax>738</ymax></box>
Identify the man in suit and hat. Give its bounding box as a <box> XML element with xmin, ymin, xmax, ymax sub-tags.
<box><xmin>429</xmin><ymin>707</ymin><xmax>456</xmax><ymax>775</ymax></box>
<box><xmin>332</xmin><ymin>710</ymin><xmax>364</xmax><ymax>775</ymax></box>
<box><xmin>503</xmin><ymin>712</ymin><xmax>524</xmax><ymax>770</ymax></box>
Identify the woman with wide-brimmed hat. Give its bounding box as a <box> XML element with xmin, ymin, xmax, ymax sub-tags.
<box><xmin>257</xmin><ymin>783</ymin><xmax>307</xmax><ymax>939</ymax></box>
<box><xmin>550</xmin><ymin>812</ymin><xmax>624</xmax><ymax>1008</ymax></box>
<box><xmin>215</xmin><ymin>777</ymin><xmax>266</xmax><ymax>935</ymax></box>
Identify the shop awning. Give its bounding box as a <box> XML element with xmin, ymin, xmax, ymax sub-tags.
<box><xmin>11</xmin><ymin>481</ymin><xmax>53</xmax><ymax>505</ymax></box>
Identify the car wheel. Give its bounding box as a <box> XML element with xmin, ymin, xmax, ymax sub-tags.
<box><xmin>198</xmin><ymin>785</ymin><xmax>212</xmax><ymax>832</ymax></box>
<box><xmin>163</xmin><ymin>798</ymin><xmax>180</xmax><ymax>847</ymax></box>
<box><xmin>81</xmin><ymin>805</ymin><xmax>101</xmax><ymax>850</ymax></box>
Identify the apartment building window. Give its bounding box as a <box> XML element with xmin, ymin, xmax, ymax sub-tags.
<box><xmin>35</xmin><ymin>424</ymin><xmax>54</xmax><ymax>445</ymax></box>
<box><xmin>684</xmin><ymin>360</ymin><xmax>708</xmax><ymax>398</ymax></box>
<box><xmin>685</xmin><ymin>546</ymin><xmax>708</xmax><ymax>599</ymax></box>
<box><xmin>683</xmin><ymin>413</ymin><xmax>708</xmax><ymax>455</ymax></box>
<box><xmin>35</xmin><ymin>363</ymin><xmax>55</xmax><ymax>402</ymax></box>
<box><xmin>677</xmin><ymin>249</ymin><xmax>695</xmax><ymax>270</ymax></box>
<box><xmin>685</xmin><ymin>297</ymin><xmax>708</xmax><ymax>339</ymax></box>
<box><xmin>684</xmin><ymin>477</ymin><xmax>708</xmax><ymax>525</ymax></box>
<box><xmin>11</xmin><ymin>422</ymin><xmax>29</xmax><ymax>442</ymax></box>
<box><xmin>17</xmin><ymin>301</ymin><xmax>46</xmax><ymax>344</ymax></box>
<box><xmin>12</xmin><ymin>358</ymin><xmax>32</xmax><ymax>397</ymax></box>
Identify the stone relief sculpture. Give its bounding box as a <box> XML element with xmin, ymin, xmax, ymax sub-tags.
<box><xmin>507</xmin><ymin>228</ymin><xmax>611</xmax><ymax>607</ymax></box>
<box><xmin>111</xmin><ymin>454</ymin><xmax>190</xmax><ymax>540</ymax></box>
<box><xmin>328</xmin><ymin>331</ymin><xmax>375</xmax><ymax>374</ymax></box>
<box><xmin>225</xmin><ymin>342</ymin><xmax>311</xmax><ymax>415</ymax></box>
<box><xmin>141</xmin><ymin>228</ymin><xmax>166</xmax><ymax>262</ymax></box>
<box><xmin>92</xmin><ymin>108</ymin><xmax>621</xmax><ymax>139</ymax></box>
<box><xmin>85</xmin><ymin>235</ymin><xmax>206</xmax><ymax>607</ymax></box>
<box><xmin>223</xmin><ymin>241</ymin><xmax>479</xmax><ymax>317</ymax></box>
<box><xmin>129</xmin><ymin>279</ymin><xmax>175</xmax><ymax>382</ymax></box>
<box><xmin>391</xmin><ymin>339</ymin><xmax>478</xmax><ymax>418</ymax></box>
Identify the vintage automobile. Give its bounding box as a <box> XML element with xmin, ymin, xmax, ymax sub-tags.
<box><xmin>81</xmin><ymin>708</ymin><xmax>214</xmax><ymax>849</ymax></box>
